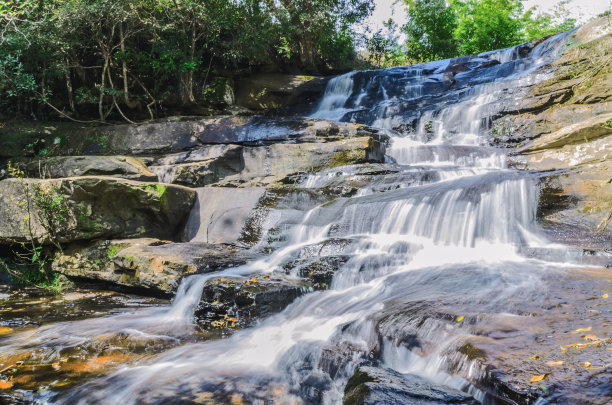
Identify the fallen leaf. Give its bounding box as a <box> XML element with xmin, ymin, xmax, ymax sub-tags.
<box><xmin>457</xmin><ymin>316</ymin><xmax>464</xmax><ymax>322</ymax></box>
<box><xmin>571</xmin><ymin>327</ymin><xmax>592</xmax><ymax>334</ymax></box>
<box><xmin>51</xmin><ymin>362</ymin><xmax>61</xmax><ymax>370</ymax></box>
<box><xmin>0</xmin><ymin>380</ymin><xmax>12</xmax><ymax>389</ymax></box>
<box><xmin>603</xmin><ymin>293</ymin><xmax>609</xmax><ymax>299</ymax></box>
<box><xmin>251</xmin><ymin>278</ymin><xmax>258</xmax><ymax>283</ymax></box>
<box><xmin>93</xmin><ymin>356</ymin><xmax>112</xmax><ymax>365</ymax></box>
<box><xmin>531</xmin><ymin>355</ymin><xmax>540</xmax><ymax>360</ymax></box>
<box><xmin>546</xmin><ymin>361</ymin><xmax>564</xmax><ymax>366</ymax></box>
<box><xmin>584</xmin><ymin>334</ymin><xmax>597</xmax><ymax>341</ymax></box>
<box><xmin>0</xmin><ymin>327</ymin><xmax>13</xmax><ymax>335</ymax></box>
<box><xmin>584</xmin><ymin>361</ymin><xmax>591</xmax><ymax>368</ymax></box>
<box><xmin>530</xmin><ymin>374</ymin><xmax>546</xmax><ymax>383</ymax></box>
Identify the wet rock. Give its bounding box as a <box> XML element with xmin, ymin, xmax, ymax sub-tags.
<box><xmin>343</xmin><ymin>366</ymin><xmax>477</xmax><ymax>405</ymax></box>
<box><xmin>457</xmin><ymin>268</ymin><xmax>612</xmax><ymax>404</ymax></box>
<box><xmin>19</xmin><ymin>156</ymin><xmax>158</xmax><ymax>181</ymax></box>
<box><xmin>491</xmin><ymin>17</ymin><xmax>612</xmax><ymax>236</ymax></box>
<box><xmin>195</xmin><ymin>274</ymin><xmax>309</xmax><ymax>329</ymax></box>
<box><xmin>235</xmin><ymin>74</ymin><xmax>327</xmax><ymax>111</ymax></box>
<box><xmin>53</xmin><ymin>239</ymin><xmax>254</xmax><ymax>295</ymax></box>
<box><xmin>283</xmin><ymin>238</ymin><xmax>354</xmax><ymax>289</ymax></box>
<box><xmin>0</xmin><ymin>177</ymin><xmax>195</xmax><ymax>244</ymax></box>
<box><xmin>150</xmin><ymin>136</ymin><xmax>386</xmax><ymax>187</ymax></box>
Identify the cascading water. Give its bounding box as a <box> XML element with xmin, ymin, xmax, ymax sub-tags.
<box><xmin>2</xmin><ymin>31</ymin><xmax>595</xmax><ymax>404</ymax></box>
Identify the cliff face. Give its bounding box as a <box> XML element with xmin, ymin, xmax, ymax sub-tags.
<box><xmin>501</xmin><ymin>17</ymin><xmax>612</xmax><ymax>237</ymax></box>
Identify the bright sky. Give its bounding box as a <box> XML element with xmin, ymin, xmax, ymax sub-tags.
<box><xmin>363</xmin><ymin>0</ymin><xmax>612</xmax><ymax>34</ymax></box>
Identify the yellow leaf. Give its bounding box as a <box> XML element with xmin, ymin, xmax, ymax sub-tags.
<box><xmin>546</xmin><ymin>361</ymin><xmax>564</xmax><ymax>366</ymax></box>
<box><xmin>603</xmin><ymin>293</ymin><xmax>609</xmax><ymax>299</ymax></box>
<box><xmin>52</xmin><ymin>361</ymin><xmax>61</xmax><ymax>370</ymax></box>
<box><xmin>531</xmin><ymin>355</ymin><xmax>540</xmax><ymax>360</ymax></box>
<box><xmin>0</xmin><ymin>380</ymin><xmax>12</xmax><ymax>389</ymax></box>
<box><xmin>251</xmin><ymin>277</ymin><xmax>258</xmax><ymax>283</ymax></box>
<box><xmin>457</xmin><ymin>316</ymin><xmax>464</xmax><ymax>322</ymax></box>
<box><xmin>584</xmin><ymin>334</ymin><xmax>597</xmax><ymax>341</ymax></box>
<box><xmin>584</xmin><ymin>361</ymin><xmax>591</xmax><ymax>368</ymax></box>
<box><xmin>571</xmin><ymin>327</ymin><xmax>592</xmax><ymax>334</ymax></box>
<box><xmin>0</xmin><ymin>327</ymin><xmax>13</xmax><ymax>335</ymax></box>
<box><xmin>530</xmin><ymin>375</ymin><xmax>546</xmax><ymax>383</ymax></box>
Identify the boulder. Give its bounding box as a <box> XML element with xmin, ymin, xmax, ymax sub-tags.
<box><xmin>53</xmin><ymin>239</ymin><xmax>255</xmax><ymax>295</ymax></box>
<box><xmin>0</xmin><ymin>177</ymin><xmax>196</xmax><ymax>244</ymax></box>
<box><xmin>184</xmin><ymin>187</ymin><xmax>267</xmax><ymax>245</ymax></box>
<box><xmin>195</xmin><ymin>274</ymin><xmax>309</xmax><ymax>329</ymax></box>
<box><xmin>150</xmin><ymin>136</ymin><xmax>386</xmax><ymax>187</ymax></box>
<box><xmin>79</xmin><ymin>116</ymin><xmax>387</xmax><ymax>156</ymax></box>
<box><xmin>20</xmin><ymin>156</ymin><xmax>157</xmax><ymax>181</ymax></box>
<box><xmin>235</xmin><ymin>74</ymin><xmax>327</xmax><ymax>110</ymax></box>
<box><xmin>343</xmin><ymin>366</ymin><xmax>477</xmax><ymax>405</ymax></box>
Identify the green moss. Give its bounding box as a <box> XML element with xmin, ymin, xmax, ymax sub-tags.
<box><xmin>329</xmin><ymin>149</ymin><xmax>362</xmax><ymax>168</ymax></box>
<box><xmin>107</xmin><ymin>245</ymin><xmax>119</xmax><ymax>258</ymax></box>
<box><xmin>458</xmin><ymin>342</ymin><xmax>487</xmax><ymax>361</ymax></box>
<box><xmin>142</xmin><ymin>184</ymin><xmax>168</xmax><ymax>199</ymax></box>
<box><xmin>343</xmin><ymin>368</ymin><xmax>374</xmax><ymax>405</ymax></box>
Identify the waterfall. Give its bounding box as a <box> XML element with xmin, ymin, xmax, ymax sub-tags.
<box><xmin>5</xmin><ymin>32</ymin><xmax>590</xmax><ymax>405</ymax></box>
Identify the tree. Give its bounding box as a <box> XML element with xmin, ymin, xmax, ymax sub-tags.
<box><xmin>366</xmin><ymin>19</ymin><xmax>407</xmax><ymax>68</ymax></box>
<box><xmin>522</xmin><ymin>0</ymin><xmax>576</xmax><ymax>41</ymax></box>
<box><xmin>403</xmin><ymin>0</ymin><xmax>458</xmax><ymax>62</ymax></box>
<box><xmin>264</xmin><ymin>0</ymin><xmax>373</xmax><ymax>72</ymax></box>
<box><xmin>452</xmin><ymin>0</ymin><xmax>524</xmax><ymax>55</ymax></box>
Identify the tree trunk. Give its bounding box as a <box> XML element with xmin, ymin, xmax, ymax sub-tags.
<box><xmin>119</xmin><ymin>23</ymin><xmax>140</xmax><ymax>109</ymax></box>
<box><xmin>180</xmin><ymin>29</ymin><xmax>197</xmax><ymax>106</ymax></box>
<box><xmin>299</xmin><ymin>31</ymin><xmax>316</xmax><ymax>71</ymax></box>
<box><xmin>64</xmin><ymin>58</ymin><xmax>77</xmax><ymax>116</ymax></box>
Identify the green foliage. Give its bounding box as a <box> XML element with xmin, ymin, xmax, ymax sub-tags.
<box><xmin>365</xmin><ymin>19</ymin><xmax>408</xmax><ymax>68</ymax></box>
<box><xmin>0</xmin><ymin>0</ymin><xmax>373</xmax><ymax>120</ymax></box>
<box><xmin>522</xmin><ymin>1</ymin><xmax>576</xmax><ymax>41</ymax></box>
<box><xmin>3</xmin><ymin>161</ymin><xmax>68</xmax><ymax>291</ymax></box>
<box><xmin>403</xmin><ymin>0</ymin><xmax>458</xmax><ymax>62</ymax></box>
<box><xmin>452</xmin><ymin>0</ymin><xmax>524</xmax><ymax>55</ymax></box>
<box><xmin>398</xmin><ymin>0</ymin><xmax>579</xmax><ymax>64</ymax></box>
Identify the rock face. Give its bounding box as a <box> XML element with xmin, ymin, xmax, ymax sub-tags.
<box><xmin>343</xmin><ymin>366</ymin><xmax>477</xmax><ymax>405</ymax></box>
<box><xmin>0</xmin><ymin>177</ymin><xmax>195</xmax><ymax>244</ymax></box>
<box><xmin>20</xmin><ymin>156</ymin><xmax>158</xmax><ymax>181</ymax></box>
<box><xmin>497</xmin><ymin>18</ymin><xmax>612</xmax><ymax>234</ymax></box>
<box><xmin>195</xmin><ymin>275</ymin><xmax>308</xmax><ymax>329</ymax></box>
<box><xmin>52</xmin><ymin>239</ymin><xmax>254</xmax><ymax>295</ymax></box>
<box><xmin>150</xmin><ymin>136</ymin><xmax>385</xmax><ymax>187</ymax></box>
<box><xmin>235</xmin><ymin>73</ymin><xmax>327</xmax><ymax>110</ymax></box>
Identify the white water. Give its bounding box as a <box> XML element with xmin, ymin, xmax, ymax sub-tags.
<box><xmin>0</xmin><ymin>32</ymin><xmax>587</xmax><ymax>404</ymax></box>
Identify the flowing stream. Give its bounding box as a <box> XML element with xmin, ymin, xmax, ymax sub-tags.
<box><xmin>2</xmin><ymin>31</ymin><xmax>601</xmax><ymax>404</ymax></box>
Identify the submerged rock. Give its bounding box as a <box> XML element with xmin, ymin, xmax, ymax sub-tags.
<box><xmin>0</xmin><ymin>177</ymin><xmax>195</xmax><ymax>244</ymax></box>
<box><xmin>343</xmin><ymin>366</ymin><xmax>477</xmax><ymax>405</ymax></box>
